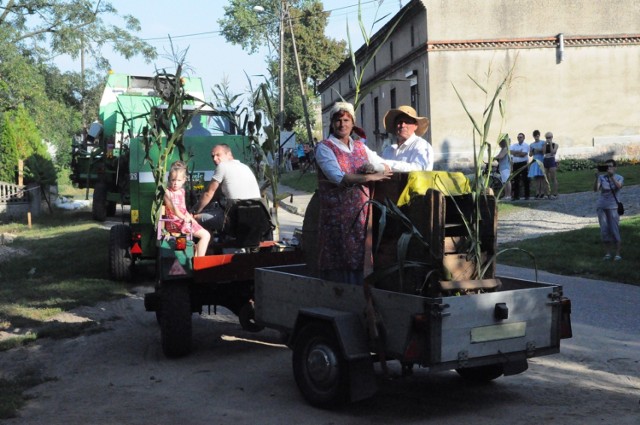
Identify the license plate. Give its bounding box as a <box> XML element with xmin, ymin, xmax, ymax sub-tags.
<box><xmin>471</xmin><ymin>322</ymin><xmax>526</xmax><ymax>343</ymax></box>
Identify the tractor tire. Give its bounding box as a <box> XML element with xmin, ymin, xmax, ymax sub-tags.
<box><xmin>92</xmin><ymin>182</ymin><xmax>107</xmax><ymax>222</ymax></box>
<box><xmin>456</xmin><ymin>364</ymin><xmax>504</xmax><ymax>382</ymax></box>
<box><xmin>160</xmin><ymin>282</ymin><xmax>192</xmax><ymax>358</ymax></box>
<box><xmin>109</xmin><ymin>224</ymin><xmax>133</xmax><ymax>281</ymax></box>
<box><xmin>292</xmin><ymin>322</ymin><xmax>349</xmax><ymax>408</ymax></box>
<box><xmin>107</xmin><ymin>200</ymin><xmax>117</xmax><ymax>217</ymax></box>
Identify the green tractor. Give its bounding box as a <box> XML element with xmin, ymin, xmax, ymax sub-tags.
<box><xmin>76</xmin><ymin>72</ymin><xmax>301</xmax><ymax>357</ymax></box>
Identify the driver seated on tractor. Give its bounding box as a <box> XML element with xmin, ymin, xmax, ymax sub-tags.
<box><xmin>164</xmin><ymin>161</ymin><xmax>211</xmax><ymax>257</ymax></box>
<box><xmin>193</xmin><ymin>144</ymin><xmax>270</xmax><ymax>242</ymax></box>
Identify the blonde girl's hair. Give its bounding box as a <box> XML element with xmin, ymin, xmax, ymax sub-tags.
<box><xmin>168</xmin><ymin>161</ymin><xmax>187</xmax><ymax>181</ymax></box>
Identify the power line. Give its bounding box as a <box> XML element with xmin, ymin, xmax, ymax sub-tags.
<box><xmin>139</xmin><ymin>0</ymin><xmax>394</xmax><ymax>43</ymax></box>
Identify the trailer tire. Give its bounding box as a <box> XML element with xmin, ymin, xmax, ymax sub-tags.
<box><xmin>292</xmin><ymin>322</ymin><xmax>349</xmax><ymax>407</ymax></box>
<box><xmin>109</xmin><ymin>224</ymin><xmax>133</xmax><ymax>281</ymax></box>
<box><xmin>160</xmin><ymin>282</ymin><xmax>192</xmax><ymax>358</ymax></box>
<box><xmin>92</xmin><ymin>182</ymin><xmax>107</xmax><ymax>222</ymax></box>
<box><xmin>456</xmin><ymin>364</ymin><xmax>504</xmax><ymax>382</ymax></box>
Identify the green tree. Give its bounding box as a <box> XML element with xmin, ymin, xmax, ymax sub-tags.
<box><xmin>219</xmin><ymin>0</ymin><xmax>346</xmax><ymax>134</ymax></box>
<box><xmin>8</xmin><ymin>107</ymin><xmax>47</xmax><ymax>160</ymax></box>
<box><xmin>0</xmin><ymin>0</ymin><xmax>156</xmax><ymax>69</ymax></box>
<box><xmin>0</xmin><ymin>114</ymin><xmax>19</xmax><ymax>183</ymax></box>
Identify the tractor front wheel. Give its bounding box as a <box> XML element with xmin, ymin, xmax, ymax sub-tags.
<box><xmin>160</xmin><ymin>282</ymin><xmax>192</xmax><ymax>358</ymax></box>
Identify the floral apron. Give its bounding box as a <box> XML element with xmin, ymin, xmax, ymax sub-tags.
<box><xmin>317</xmin><ymin>139</ymin><xmax>370</xmax><ymax>271</ymax></box>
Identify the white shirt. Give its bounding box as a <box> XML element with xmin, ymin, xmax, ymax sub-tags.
<box><xmin>510</xmin><ymin>141</ymin><xmax>530</xmax><ymax>163</ymax></box>
<box><xmin>381</xmin><ymin>134</ymin><xmax>434</xmax><ymax>171</ymax></box>
<box><xmin>213</xmin><ymin>159</ymin><xmax>261</xmax><ymax>199</ymax></box>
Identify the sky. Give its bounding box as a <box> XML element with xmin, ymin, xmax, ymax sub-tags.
<box><xmin>55</xmin><ymin>0</ymin><xmax>404</xmax><ymax>100</ymax></box>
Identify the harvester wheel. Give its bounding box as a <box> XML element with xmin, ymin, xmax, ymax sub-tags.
<box><xmin>109</xmin><ymin>224</ymin><xmax>133</xmax><ymax>281</ymax></box>
<box><xmin>92</xmin><ymin>182</ymin><xmax>107</xmax><ymax>221</ymax></box>
<box><xmin>107</xmin><ymin>200</ymin><xmax>117</xmax><ymax>217</ymax></box>
<box><xmin>160</xmin><ymin>282</ymin><xmax>192</xmax><ymax>358</ymax></box>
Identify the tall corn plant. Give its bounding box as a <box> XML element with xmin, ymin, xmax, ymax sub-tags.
<box><xmin>247</xmin><ymin>78</ymin><xmax>283</xmax><ymax>238</ymax></box>
<box><xmin>142</xmin><ymin>61</ymin><xmax>204</xmax><ymax>227</ymax></box>
<box><xmin>451</xmin><ymin>60</ymin><xmax>517</xmax><ymax>279</ymax></box>
<box><xmin>345</xmin><ymin>1</ymin><xmax>406</xmax><ymax>110</ymax></box>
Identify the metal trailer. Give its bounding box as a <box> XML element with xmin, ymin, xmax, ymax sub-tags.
<box><xmin>253</xmin><ymin>175</ymin><xmax>572</xmax><ymax>407</ymax></box>
<box><xmin>255</xmin><ymin>266</ymin><xmax>571</xmax><ymax>407</ymax></box>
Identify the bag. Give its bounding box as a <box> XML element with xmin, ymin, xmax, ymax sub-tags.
<box><xmin>617</xmin><ymin>202</ymin><xmax>624</xmax><ymax>216</ymax></box>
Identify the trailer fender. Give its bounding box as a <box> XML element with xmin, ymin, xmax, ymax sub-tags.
<box><xmin>290</xmin><ymin>307</ymin><xmax>369</xmax><ymax>361</ymax></box>
<box><xmin>290</xmin><ymin>307</ymin><xmax>377</xmax><ymax>403</ymax></box>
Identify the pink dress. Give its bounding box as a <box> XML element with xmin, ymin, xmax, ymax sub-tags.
<box><xmin>317</xmin><ymin>139</ymin><xmax>370</xmax><ymax>272</ymax></box>
<box><xmin>165</xmin><ymin>188</ymin><xmax>204</xmax><ymax>234</ymax></box>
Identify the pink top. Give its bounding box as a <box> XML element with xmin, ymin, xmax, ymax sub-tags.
<box><xmin>165</xmin><ymin>187</ymin><xmax>204</xmax><ymax>234</ymax></box>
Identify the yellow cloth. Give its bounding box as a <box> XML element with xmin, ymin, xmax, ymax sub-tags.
<box><xmin>397</xmin><ymin>171</ymin><xmax>471</xmax><ymax>206</ymax></box>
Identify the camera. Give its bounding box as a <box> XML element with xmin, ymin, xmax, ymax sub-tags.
<box><xmin>597</xmin><ymin>164</ymin><xmax>609</xmax><ymax>172</ymax></box>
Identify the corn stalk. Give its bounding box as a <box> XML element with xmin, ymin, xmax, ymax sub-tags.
<box><xmin>450</xmin><ymin>59</ymin><xmax>517</xmax><ymax>279</ymax></box>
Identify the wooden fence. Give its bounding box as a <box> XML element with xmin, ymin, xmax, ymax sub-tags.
<box><xmin>0</xmin><ymin>181</ymin><xmax>32</xmax><ymax>218</ymax></box>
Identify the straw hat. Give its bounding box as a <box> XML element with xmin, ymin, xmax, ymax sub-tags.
<box><xmin>383</xmin><ymin>105</ymin><xmax>429</xmax><ymax>136</ymax></box>
<box><xmin>329</xmin><ymin>102</ymin><xmax>355</xmax><ymax>122</ymax></box>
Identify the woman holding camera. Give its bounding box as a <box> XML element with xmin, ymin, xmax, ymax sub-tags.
<box><xmin>543</xmin><ymin>132</ymin><xmax>559</xmax><ymax>199</ymax></box>
<box><xmin>593</xmin><ymin>159</ymin><xmax>624</xmax><ymax>261</ymax></box>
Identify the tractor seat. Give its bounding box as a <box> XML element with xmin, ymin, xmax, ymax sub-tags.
<box><xmin>224</xmin><ymin>199</ymin><xmax>274</xmax><ymax>249</ymax></box>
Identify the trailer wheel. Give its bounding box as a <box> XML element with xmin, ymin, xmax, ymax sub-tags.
<box><xmin>109</xmin><ymin>224</ymin><xmax>133</xmax><ymax>281</ymax></box>
<box><xmin>160</xmin><ymin>282</ymin><xmax>192</xmax><ymax>358</ymax></box>
<box><xmin>92</xmin><ymin>182</ymin><xmax>107</xmax><ymax>221</ymax></box>
<box><xmin>292</xmin><ymin>322</ymin><xmax>348</xmax><ymax>407</ymax></box>
<box><xmin>238</xmin><ymin>301</ymin><xmax>264</xmax><ymax>333</ymax></box>
<box><xmin>456</xmin><ymin>364</ymin><xmax>504</xmax><ymax>382</ymax></box>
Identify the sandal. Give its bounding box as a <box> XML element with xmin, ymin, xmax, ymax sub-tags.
<box><xmin>614</xmin><ymin>255</ymin><xmax>622</xmax><ymax>261</ymax></box>
<box><xmin>602</xmin><ymin>254</ymin><xmax>612</xmax><ymax>261</ymax></box>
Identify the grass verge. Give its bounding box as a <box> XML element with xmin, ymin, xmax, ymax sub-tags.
<box><xmin>0</xmin><ymin>370</ymin><xmax>55</xmax><ymax>419</ymax></box>
<box><xmin>0</xmin><ymin>209</ymin><xmax>130</xmax><ymax>352</ymax></box>
<box><xmin>279</xmin><ymin>169</ymin><xmax>318</xmax><ymax>192</ymax></box>
<box><xmin>498</xmin><ymin>215</ymin><xmax>640</xmax><ymax>286</ymax></box>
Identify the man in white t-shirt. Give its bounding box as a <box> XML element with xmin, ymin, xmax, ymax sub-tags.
<box><xmin>193</xmin><ymin>143</ymin><xmax>261</xmax><ymax>231</ymax></box>
<box><xmin>509</xmin><ymin>132</ymin><xmax>530</xmax><ymax>200</ymax></box>
<box><xmin>381</xmin><ymin>105</ymin><xmax>434</xmax><ymax>171</ymax></box>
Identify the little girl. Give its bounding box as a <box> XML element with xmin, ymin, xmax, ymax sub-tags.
<box><xmin>164</xmin><ymin>161</ymin><xmax>210</xmax><ymax>257</ymax></box>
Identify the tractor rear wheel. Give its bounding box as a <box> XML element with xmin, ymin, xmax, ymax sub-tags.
<box><xmin>92</xmin><ymin>182</ymin><xmax>107</xmax><ymax>221</ymax></box>
<box><xmin>109</xmin><ymin>224</ymin><xmax>133</xmax><ymax>281</ymax></box>
<box><xmin>160</xmin><ymin>282</ymin><xmax>192</xmax><ymax>358</ymax></box>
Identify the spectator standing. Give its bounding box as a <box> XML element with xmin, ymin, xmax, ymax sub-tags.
<box><xmin>528</xmin><ymin>130</ymin><xmax>546</xmax><ymax>199</ymax></box>
<box><xmin>494</xmin><ymin>136</ymin><xmax>512</xmax><ymax>200</ymax></box>
<box><xmin>543</xmin><ymin>131</ymin><xmax>559</xmax><ymax>199</ymax></box>
<box><xmin>593</xmin><ymin>159</ymin><xmax>623</xmax><ymax>261</ymax></box>
<box><xmin>510</xmin><ymin>133</ymin><xmax>530</xmax><ymax>200</ymax></box>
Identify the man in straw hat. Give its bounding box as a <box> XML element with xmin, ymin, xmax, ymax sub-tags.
<box><xmin>382</xmin><ymin>105</ymin><xmax>434</xmax><ymax>171</ymax></box>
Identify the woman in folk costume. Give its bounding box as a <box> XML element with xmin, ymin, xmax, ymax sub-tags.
<box><xmin>314</xmin><ymin>102</ymin><xmax>393</xmax><ymax>284</ymax></box>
